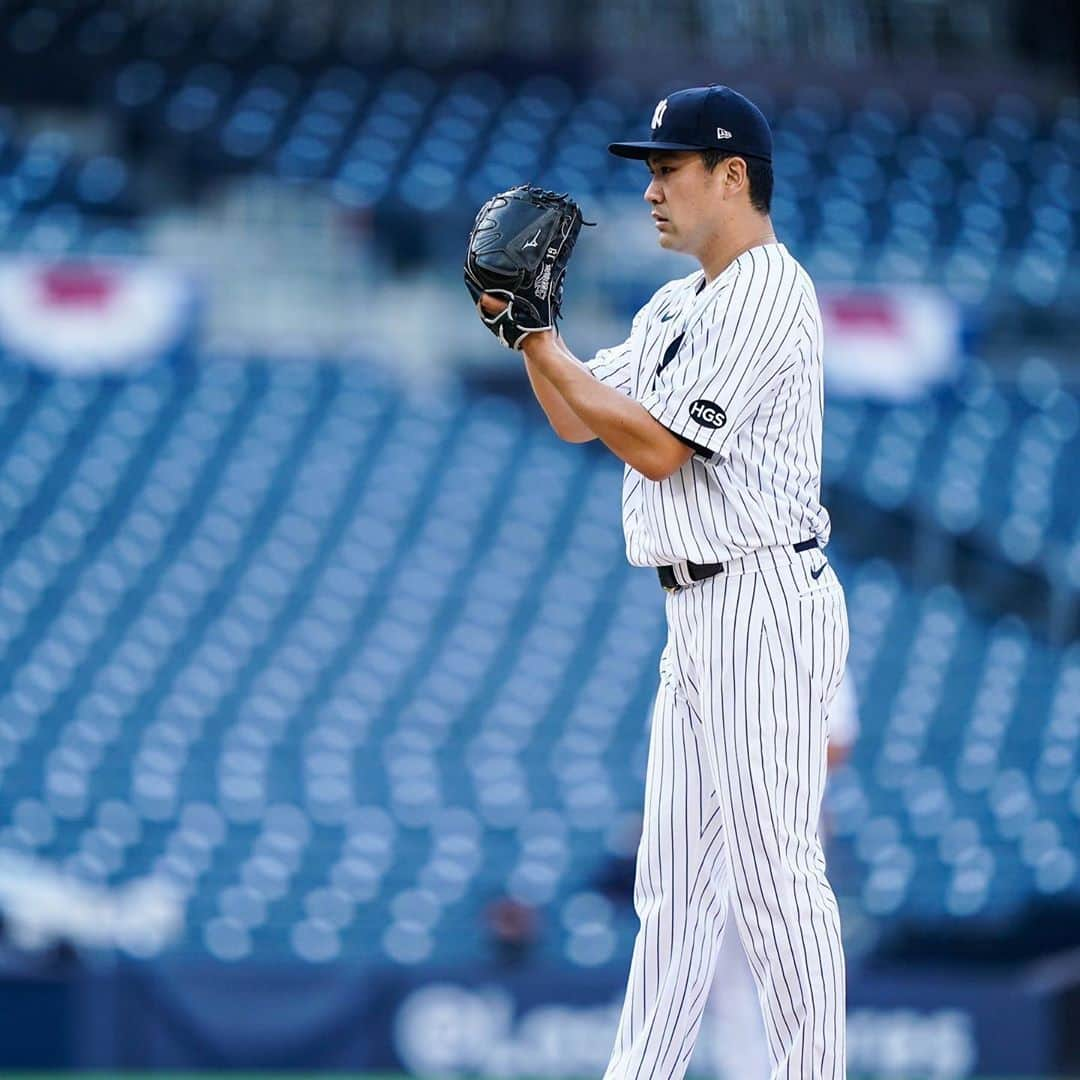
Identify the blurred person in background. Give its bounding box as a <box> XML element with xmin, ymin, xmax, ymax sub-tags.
<box><xmin>483</xmin><ymin>894</ymin><xmax>540</xmax><ymax>969</ymax></box>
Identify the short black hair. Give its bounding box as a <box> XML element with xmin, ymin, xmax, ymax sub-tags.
<box><xmin>700</xmin><ymin>150</ymin><xmax>773</xmax><ymax>214</ymax></box>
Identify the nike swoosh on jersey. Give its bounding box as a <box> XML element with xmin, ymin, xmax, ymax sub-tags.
<box><xmin>810</xmin><ymin>563</ymin><xmax>827</xmax><ymax>580</ymax></box>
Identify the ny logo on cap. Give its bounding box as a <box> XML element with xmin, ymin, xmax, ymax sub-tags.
<box><xmin>651</xmin><ymin>98</ymin><xmax>668</xmax><ymax>130</ymax></box>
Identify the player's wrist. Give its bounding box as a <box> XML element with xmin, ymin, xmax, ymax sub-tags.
<box><xmin>519</xmin><ymin>328</ymin><xmax>556</xmax><ymax>354</ymax></box>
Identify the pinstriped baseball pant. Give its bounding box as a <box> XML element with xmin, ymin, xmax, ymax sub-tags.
<box><xmin>603</xmin><ymin>550</ymin><xmax>849</xmax><ymax>1080</ymax></box>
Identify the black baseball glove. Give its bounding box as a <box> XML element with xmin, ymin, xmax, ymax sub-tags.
<box><xmin>464</xmin><ymin>185</ymin><xmax>589</xmax><ymax>350</ymax></box>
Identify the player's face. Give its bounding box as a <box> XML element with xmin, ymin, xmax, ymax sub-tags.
<box><xmin>644</xmin><ymin>152</ymin><xmax>723</xmax><ymax>255</ymax></box>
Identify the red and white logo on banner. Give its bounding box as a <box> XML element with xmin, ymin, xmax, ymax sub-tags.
<box><xmin>0</xmin><ymin>258</ymin><xmax>192</xmax><ymax>375</ymax></box>
<box><xmin>819</xmin><ymin>287</ymin><xmax>962</xmax><ymax>401</ymax></box>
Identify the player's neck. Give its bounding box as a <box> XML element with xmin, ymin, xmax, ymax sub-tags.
<box><xmin>699</xmin><ymin>217</ymin><xmax>777</xmax><ymax>281</ymax></box>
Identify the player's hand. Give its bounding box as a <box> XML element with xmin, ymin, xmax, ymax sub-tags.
<box><xmin>476</xmin><ymin>292</ymin><xmax>554</xmax><ymax>349</ymax></box>
<box><xmin>479</xmin><ymin>293</ymin><xmax>508</xmax><ymax>316</ymax></box>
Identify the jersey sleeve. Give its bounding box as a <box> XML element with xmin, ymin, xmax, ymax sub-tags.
<box><xmin>584</xmin><ymin>299</ymin><xmax>653</xmax><ymax>396</ymax></box>
<box><xmin>638</xmin><ymin>249</ymin><xmax>807</xmax><ymax>462</ymax></box>
<box><xmin>585</xmin><ymin>339</ymin><xmax>634</xmax><ymax>394</ymax></box>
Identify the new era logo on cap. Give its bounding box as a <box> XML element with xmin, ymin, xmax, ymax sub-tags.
<box><xmin>608</xmin><ymin>85</ymin><xmax>773</xmax><ymax>163</ymax></box>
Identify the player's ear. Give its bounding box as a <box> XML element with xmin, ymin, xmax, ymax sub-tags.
<box><xmin>724</xmin><ymin>157</ymin><xmax>748</xmax><ymax>198</ymax></box>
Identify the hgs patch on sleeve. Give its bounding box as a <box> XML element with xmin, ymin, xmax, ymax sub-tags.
<box><xmin>688</xmin><ymin>399</ymin><xmax>727</xmax><ymax>429</ymax></box>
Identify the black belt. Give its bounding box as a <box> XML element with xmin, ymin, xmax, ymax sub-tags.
<box><xmin>658</xmin><ymin>538</ymin><xmax>819</xmax><ymax>593</ymax></box>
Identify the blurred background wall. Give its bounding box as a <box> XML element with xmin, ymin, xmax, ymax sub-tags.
<box><xmin>0</xmin><ymin>0</ymin><xmax>1077</xmax><ymax>1076</ymax></box>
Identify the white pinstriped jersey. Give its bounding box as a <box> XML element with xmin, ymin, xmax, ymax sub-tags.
<box><xmin>588</xmin><ymin>242</ymin><xmax>830</xmax><ymax>567</ymax></box>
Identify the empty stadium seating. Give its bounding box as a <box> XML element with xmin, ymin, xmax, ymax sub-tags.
<box><xmin>826</xmin><ymin>357</ymin><xmax>1080</xmax><ymax>576</ymax></box>
<box><xmin>0</xmin><ymin>0</ymin><xmax>1076</xmax><ymax>309</ymax></box>
<box><xmin>0</xmin><ymin>0</ymin><xmax>1077</xmax><ymax>976</ymax></box>
<box><xmin>0</xmin><ymin>355</ymin><xmax>1077</xmax><ymax>968</ymax></box>
<box><xmin>99</xmin><ymin>58</ymin><xmax>1080</xmax><ymax>307</ymax></box>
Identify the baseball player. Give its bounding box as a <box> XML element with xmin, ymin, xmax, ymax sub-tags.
<box><xmin>706</xmin><ymin>668</ymin><xmax>859</xmax><ymax>1079</ymax></box>
<box><xmin>477</xmin><ymin>85</ymin><xmax>849</xmax><ymax>1080</ymax></box>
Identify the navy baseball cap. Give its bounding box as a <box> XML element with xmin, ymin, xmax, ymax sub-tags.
<box><xmin>608</xmin><ymin>85</ymin><xmax>772</xmax><ymax>163</ymax></box>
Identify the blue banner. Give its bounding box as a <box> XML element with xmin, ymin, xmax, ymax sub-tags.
<box><xmin>0</xmin><ymin>960</ymin><xmax>1055</xmax><ymax>1076</ymax></box>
